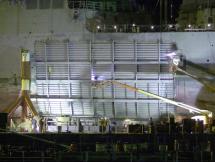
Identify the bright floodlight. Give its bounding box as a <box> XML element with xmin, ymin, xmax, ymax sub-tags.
<box><xmin>208</xmin><ymin>23</ymin><xmax>211</xmax><ymax>27</ymax></box>
<box><xmin>114</xmin><ymin>25</ymin><xmax>117</xmax><ymax>29</ymax></box>
<box><xmin>173</xmin><ymin>57</ymin><xmax>180</xmax><ymax>66</ymax></box>
<box><xmin>169</xmin><ymin>24</ymin><xmax>173</xmax><ymax>28</ymax></box>
<box><xmin>132</xmin><ymin>24</ymin><xmax>135</xmax><ymax>27</ymax></box>
<box><xmin>151</xmin><ymin>25</ymin><xmax>154</xmax><ymax>30</ymax></box>
<box><xmin>97</xmin><ymin>25</ymin><xmax>100</xmax><ymax>29</ymax></box>
<box><xmin>188</xmin><ymin>24</ymin><xmax>191</xmax><ymax>28</ymax></box>
<box><xmin>166</xmin><ymin>52</ymin><xmax>176</xmax><ymax>59</ymax></box>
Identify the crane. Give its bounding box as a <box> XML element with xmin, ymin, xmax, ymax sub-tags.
<box><xmin>2</xmin><ymin>49</ymin><xmax>38</xmax><ymax>131</ymax></box>
<box><xmin>170</xmin><ymin>54</ymin><xmax>215</xmax><ymax>92</ymax></box>
<box><xmin>92</xmin><ymin>80</ymin><xmax>212</xmax><ymax>120</ymax></box>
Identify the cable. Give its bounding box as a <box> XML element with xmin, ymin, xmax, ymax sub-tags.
<box><xmin>154</xmin><ymin>0</ymin><xmax>160</xmax><ymax>11</ymax></box>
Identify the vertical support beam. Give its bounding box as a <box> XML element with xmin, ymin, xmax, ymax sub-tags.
<box><xmin>66</xmin><ymin>41</ymin><xmax>71</xmax><ymax>98</ymax></box>
<box><xmin>125</xmin><ymin>85</ymin><xmax>128</xmax><ymax>117</ymax></box>
<box><xmin>102</xmin><ymin>82</ymin><xmax>105</xmax><ymax>117</ymax></box>
<box><xmin>147</xmin><ymin>83</ymin><xmax>151</xmax><ymax>119</ymax></box>
<box><xmin>158</xmin><ymin>40</ymin><xmax>161</xmax><ymax>116</ymax></box>
<box><xmin>60</xmin><ymin>101</ymin><xmax>62</xmax><ymax>115</ymax></box>
<box><xmin>112</xmin><ymin>102</ymin><xmax>115</xmax><ymax>119</ymax></box>
<box><xmin>125</xmin><ymin>102</ymin><xmax>128</xmax><ymax>118</ymax></box>
<box><xmin>135</xmin><ymin>102</ymin><xmax>138</xmax><ymax>118</ymax></box>
<box><xmin>134</xmin><ymin>40</ymin><xmax>137</xmax><ymax>63</ymax></box>
<box><xmin>103</xmin><ymin>102</ymin><xmax>106</xmax><ymax>117</ymax></box>
<box><xmin>44</xmin><ymin>43</ymin><xmax>49</xmax><ymax>98</ymax></box>
<box><xmin>112</xmin><ymin>40</ymin><xmax>115</xmax><ymax>118</ymax></box>
<box><xmin>147</xmin><ymin>103</ymin><xmax>150</xmax><ymax>119</ymax></box>
<box><xmin>71</xmin><ymin>102</ymin><xmax>74</xmax><ymax>116</ymax></box>
<box><xmin>58</xmin><ymin>83</ymin><xmax>63</xmax><ymax>115</ymax></box>
<box><xmin>89</xmin><ymin>40</ymin><xmax>96</xmax><ymax>116</ymax></box>
<box><xmin>80</xmin><ymin>82</ymin><xmax>84</xmax><ymax>115</ymax></box>
<box><xmin>165</xmin><ymin>83</ymin><xmax>169</xmax><ymax>117</ymax></box>
<box><xmin>134</xmin><ymin>40</ymin><xmax>137</xmax><ymax>81</ymax></box>
<box><xmin>134</xmin><ymin>40</ymin><xmax>137</xmax><ymax>118</ymax></box>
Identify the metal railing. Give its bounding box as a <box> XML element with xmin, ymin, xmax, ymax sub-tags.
<box><xmin>86</xmin><ymin>24</ymin><xmax>215</xmax><ymax>33</ymax></box>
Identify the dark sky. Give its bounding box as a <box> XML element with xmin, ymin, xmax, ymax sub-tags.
<box><xmin>142</xmin><ymin>0</ymin><xmax>183</xmax><ymax>23</ymax></box>
<box><xmin>119</xmin><ymin>0</ymin><xmax>183</xmax><ymax>24</ymax></box>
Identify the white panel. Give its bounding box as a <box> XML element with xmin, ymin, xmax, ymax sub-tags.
<box><xmin>33</xmin><ymin>41</ymin><xmax>175</xmax><ymax>119</ymax></box>
<box><xmin>114</xmin><ymin>102</ymin><xmax>126</xmax><ymax>117</ymax></box>
<box><xmin>73</xmin><ymin>102</ymin><xmax>83</xmax><ymax>115</ymax></box>
<box><xmin>92</xmin><ymin>43</ymin><xmax>112</xmax><ymax>61</ymax></box>
<box><xmin>137</xmin><ymin>43</ymin><xmax>158</xmax><ymax>60</ymax></box>
<box><xmin>136</xmin><ymin>82</ymin><xmax>148</xmax><ymax>99</ymax></box>
<box><xmin>35</xmin><ymin>41</ymin><xmax>45</xmax><ymax>61</ymax></box>
<box><xmin>127</xmin><ymin>103</ymin><xmax>136</xmax><ymax>118</ymax></box>
<box><xmin>114</xmin><ymin>85</ymin><xmax>125</xmax><ymax>99</ymax></box>
<box><xmin>148</xmin><ymin>82</ymin><xmax>159</xmax><ymax>96</ymax></box>
<box><xmin>36</xmin><ymin>83</ymin><xmax>47</xmax><ymax>96</ymax></box>
<box><xmin>69</xmin><ymin>42</ymin><xmax>89</xmax><ymax>61</ymax></box>
<box><xmin>36</xmin><ymin>64</ymin><xmax>46</xmax><ymax>79</ymax></box>
<box><xmin>114</xmin><ymin>42</ymin><xmax>134</xmax><ymax>61</ymax></box>
<box><xmin>48</xmin><ymin>64</ymin><xmax>68</xmax><ymax>79</ymax></box>
<box><xmin>93</xmin><ymin>64</ymin><xmax>112</xmax><ymax>80</ymax></box>
<box><xmin>137</xmin><ymin>103</ymin><xmax>149</xmax><ymax>118</ymax></box>
<box><xmin>80</xmin><ymin>82</ymin><xmax>91</xmax><ymax>98</ymax></box>
<box><xmin>70</xmin><ymin>63</ymin><xmax>90</xmax><ymax>79</ymax></box>
<box><xmin>160</xmin><ymin>43</ymin><xmax>172</xmax><ymax>60</ymax></box>
<box><xmin>103</xmin><ymin>86</ymin><xmax>112</xmax><ymax>98</ymax></box>
<box><xmin>114</xmin><ymin>72</ymin><xmax>135</xmax><ymax>79</ymax></box>
<box><xmin>83</xmin><ymin>102</ymin><xmax>94</xmax><ymax>115</ymax></box>
<box><xmin>136</xmin><ymin>73</ymin><xmax>158</xmax><ymax>79</ymax></box>
<box><xmin>95</xmin><ymin>102</ymin><xmax>104</xmax><ymax>116</ymax></box>
<box><xmin>159</xmin><ymin>82</ymin><xmax>174</xmax><ymax>98</ymax></box>
<box><xmin>46</xmin><ymin>42</ymin><xmax>67</xmax><ymax>61</ymax></box>
<box><xmin>115</xmin><ymin>64</ymin><xmax>136</xmax><ymax>72</ymax></box>
<box><xmin>94</xmin><ymin>87</ymin><xmax>103</xmax><ymax>98</ymax></box>
<box><xmin>71</xmin><ymin>82</ymin><xmax>81</xmax><ymax>97</ymax></box>
<box><xmin>60</xmin><ymin>102</ymin><xmax>72</xmax><ymax>114</ymax></box>
<box><xmin>160</xmin><ymin>73</ymin><xmax>174</xmax><ymax>79</ymax></box>
<box><xmin>125</xmin><ymin>82</ymin><xmax>136</xmax><ymax>98</ymax></box>
<box><xmin>138</xmin><ymin>64</ymin><xmax>159</xmax><ymax>72</ymax></box>
<box><xmin>48</xmin><ymin>84</ymin><xmax>69</xmax><ymax>96</ymax></box>
<box><xmin>104</xmin><ymin>102</ymin><xmax>113</xmax><ymax>117</ymax></box>
<box><xmin>149</xmin><ymin>103</ymin><xmax>160</xmax><ymax>118</ymax></box>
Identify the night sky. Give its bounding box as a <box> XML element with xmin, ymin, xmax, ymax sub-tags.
<box><xmin>118</xmin><ymin>0</ymin><xmax>183</xmax><ymax>24</ymax></box>
<box><xmin>68</xmin><ymin>0</ymin><xmax>184</xmax><ymax>24</ymax></box>
<box><xmin>139</xmin><ymin>0</ymin><xmax>183</xmax><ymax>23</ymax></box>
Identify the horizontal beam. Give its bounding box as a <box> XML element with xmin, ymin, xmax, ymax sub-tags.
<box><xmin>34</xmin><ymin>79</ymin><xmax>174</xmax><ymax>84</ymax></box>
<box><xmin>35</xmin><ymin>61</ymin><xmax>168</xmax><ymax>65</ymax></box>
<box><xmin>31</xmin><ymin>97</ymin><xmax>171</xmax><ymax>103</ymax></box>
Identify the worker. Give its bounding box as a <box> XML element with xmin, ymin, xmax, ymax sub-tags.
<box><xmin>31</xmin><ymin>117</ymin><xmax>37</xmax><ymax>133</ymax></box>
<box><xmin>78</xmin><ymin>121</ymin><xmax>83</xmax><ymax>133</ymax></box>
<box><xmin>39</xmin><ymin>118</ymin><xmax>44</xmax><ymax>133</ymax></box>
<box><xmin>148</xmin><ymin>118</ymin><xmax>154</xmax><ymax>134</ymax></box>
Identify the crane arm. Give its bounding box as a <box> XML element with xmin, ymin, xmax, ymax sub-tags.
<box><xmin>93</xmin><ymin>80</ymin><xmax>212</xmax><ymax>117</ymax></box>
